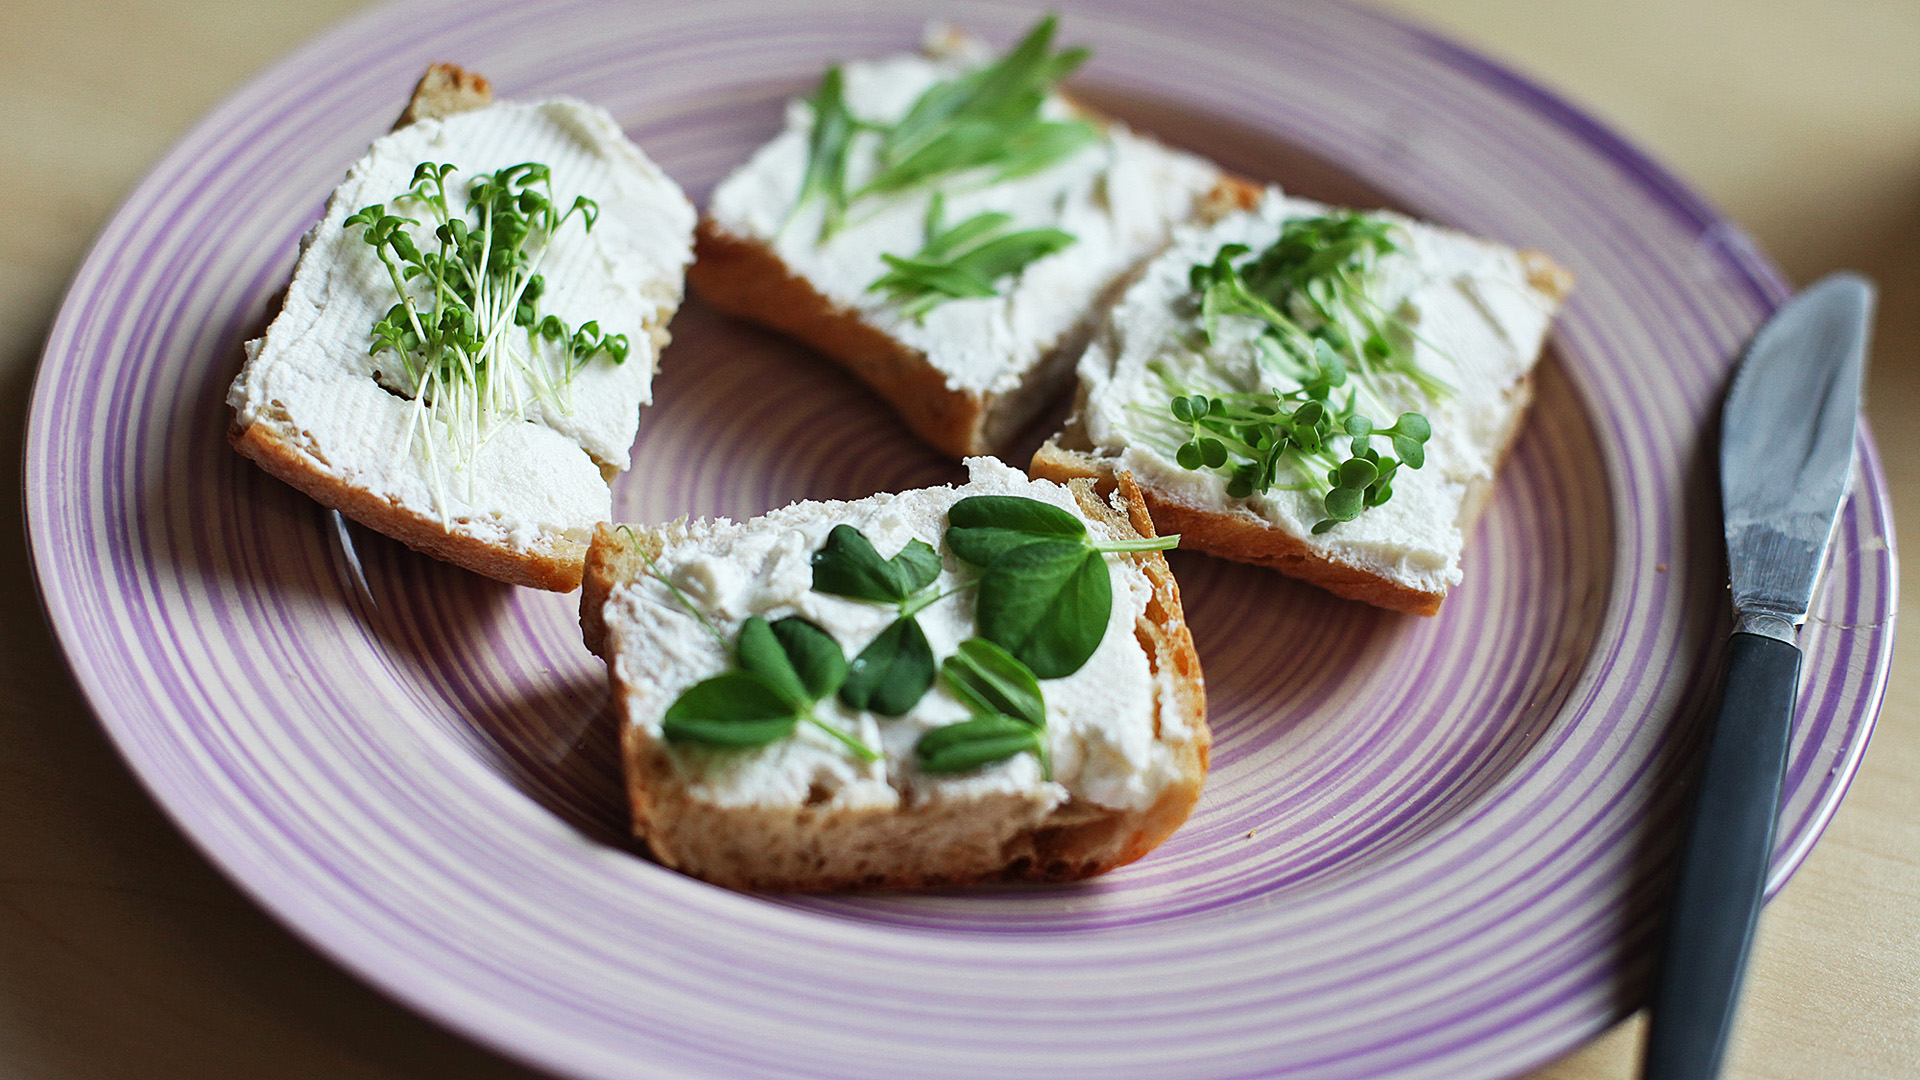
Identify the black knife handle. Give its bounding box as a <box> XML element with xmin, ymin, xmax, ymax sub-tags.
<box><xmin>1643</xmin><ymin>631</ymin><xmax>1803</xmax><ymax>1079</ymax></box>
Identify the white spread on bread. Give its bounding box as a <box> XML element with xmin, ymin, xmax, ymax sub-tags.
<box><xmin>597</xmin><ymin>459</ymin><xmax>1195</xmax><ymax>813</ymax></box>
<box><xmin>229</xmin><ymin>98</ymin><xmax>695</xmax><ymax>553</ymax></box>
<box><xmin>703</xmin><ymin>34</ymin><xmax>1221</xmax><ymax>399</ymax></box>
<box><xmin>1076</xmin><ymin>189</ymin><xmax>1559</xmax><ymax>596</ymax></box>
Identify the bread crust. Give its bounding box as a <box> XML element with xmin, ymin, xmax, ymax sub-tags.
<box><xmin>232</xmin><ymin>417</ymin><xmax>586</xmax><ymax>591</ymax></box>
<box><xmin>1032</xmin><ymin>370</ymin><xmax>1540</xmax><ymax>616</ymax></box>
<box><xmin>580</xmin><ymin>479</ymin><xmax>1209</xmax><ymax>891</ymax></box>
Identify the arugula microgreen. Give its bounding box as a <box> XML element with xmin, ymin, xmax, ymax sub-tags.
<box><xmin>811</xmin><ymin>525</ymin><xmax>952</xmax><ymax>715</ymax></box>
<box><xmin>1152</xmin><ymin>214</ymin><xmax>1445</xmax><ymax>531</ymax></box>
<box><xmin>856</xmin><ymin>16</ymin><xmax>1098</xmax><ymax>199</ymax></box>
<box><xmin>787</xmin><ymin>65</ymin><xmax>857</xmax><ymax>239</ymax></box>
<box><xmin>868</xmin><ymin>194</ymin><xmax>1076</xmax><ymax>319</ymax></box>
<box><xmin>946</xmin><ymin>496</ymin><xmax>1176</xmax><ymax>679</ymax></box>
<box><xmin>346</xmin><ymin>161</ymin><xmax>627</xmax><ymax>514</ymax></box>
<box><xmin>786</xmin><ymin>14</ymin><xmax>1098</xmax><ymax>320</ymax></box>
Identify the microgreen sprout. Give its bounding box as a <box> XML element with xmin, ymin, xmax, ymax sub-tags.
<box><xmin>811</xmin><ymin>525</ymin><xmax>949</xmax><ymax>715</ymax></box>
<box><xmin>1154</xmin><ymin>214</ymin><xmax>1446</xmax><ymax>531</ymax></box>
<box><xmin>623</xmin><ymin>529</ymin><xmax>878</xmax><ymax>762</ymax></box>
<box><xmin>346</xmin><ymin>160</ymin><xmax>628</xmax><ymax>516</ymax></box>
<box><xmin>867</xmin><ymin>193</ymin><xmax>1076</xmax><ymax>319</ymax></box>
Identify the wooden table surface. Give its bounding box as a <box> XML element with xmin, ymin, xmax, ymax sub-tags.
<box><xmin>2</xmin><ymin>2</ymin><xmax>1913</xmax><ymax>1077</ymax></box>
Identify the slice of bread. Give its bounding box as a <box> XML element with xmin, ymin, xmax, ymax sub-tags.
<box><xmin>228</xmin><ymin>65</ymin><xmax>696</xmax><ymax>591</ymax></box>
<box><xmin>692</xmin><ymin>24</ymin><xmax>1257</xmax><ymax>459</ymax></box>
<box><xmin>580</xmin><ymin>458</ymin><xmax>1208</xmax><ymax>891</ymax></box>
<box><xmin>1033</xmin><ymin>188</ymin><xmax>1571</xmax><ymax>615</ymax></box>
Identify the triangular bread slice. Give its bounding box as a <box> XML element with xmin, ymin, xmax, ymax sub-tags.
<box><xmin>229</xmin><ymin>65</ymin><xmax>696</xmax><ymax>590</ymax></box>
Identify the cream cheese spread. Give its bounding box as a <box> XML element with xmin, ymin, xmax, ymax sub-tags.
<box><xmin>597</xmin><ymin>458</ymin><xmax>1194</xmax><ymax>814</ymax></box>
<box><xmin>229</xmin><ymin>98</ymin><xmax>695</xmax><ymax>552</ymax></box>
<box><xmin>1077</xmin><ymin>188</ymin><xmax>1560</xmax><ymax>596</ymax></box>
<box><xmin>703</xmin><ymin>32</ymin><xmax>1222</xmax><ymax>398</ymax></box>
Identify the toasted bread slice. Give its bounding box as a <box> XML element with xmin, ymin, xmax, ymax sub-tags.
<box><xmin>580</xmin><ymin>458</ymin><xmax>1208</xmax><ymax>891</ymax></box>
<box><xmin>691</xmin><ymin>24</ymin><xmax>1258</xmax><ymax>459</ymax></box>
<box><xmin>228</xmin><ymin>65</ymin><xmax>696</xmax><ymax>590</ymax></box>
<box><xmin>1034</xmin><ymin>189</ymin><xmax>1571</xmax><ymax>615</ymax></box>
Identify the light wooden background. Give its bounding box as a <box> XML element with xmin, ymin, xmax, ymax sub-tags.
<box><xmin>1</xmin><ymin>2</ymin><xmax>1914</xmax><ymax>1077</ymax></box>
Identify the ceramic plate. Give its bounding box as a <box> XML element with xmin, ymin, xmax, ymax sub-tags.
<box><xmin>25</xmin><ymin>1</ymin><xmax>1897</xmax><ymax>1077</ymax></box>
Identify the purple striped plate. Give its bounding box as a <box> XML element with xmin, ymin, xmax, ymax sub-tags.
<box><xmin>25</xmin><ymin>1</ymin><xmax>1897</xmax><ymax>1078</ymax></box>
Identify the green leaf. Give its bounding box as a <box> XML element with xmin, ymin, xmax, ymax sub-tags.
<box><xmin>915</xmin><ymin>714</ymin><xmax>1046</xmax><ymax>775</ymax></box>
<box><xmin>948</xmin><ymin>227</ymin><xmax>1076</xmax><ymax>282</ymax></box>
<box><xmin>769</xmin><ymin>617</ymin><xmax>848</xmax><ymax>702</ymax></box>
<box><xmin>735</xmin><ymin>616</ymin><xmax>808</xmax><ymax>706</ymax></box>
<box><xmin>974</xmin><ymin>541</ymin><xmax>1111</xmax><ymax>679</ymax></box>
<box><xmin>811</xmin><ymin>525</ymin><xmax>940</xmax><ymax>603</ymax></box>
<box><xmin>661</xmin><ymin>671</ymin><xmax>800</xmax><ymax>747</ymax></box>
<box><xmin>868</xmin><ymin>217</ymin><xmax>1077</xmax><ymax>318</ymax></box>
<box><xmin>839</xmin><ymin>615</ymin><xmax>936</xmax><ymax>716</ymax></box>
<box><xmin>1323</xmin><ymin>486</ymin><xmax>1365</xmax><ymax>521</ymax></box>
<box><xmin>1393</xmin><ymin>434</ymin><xmax>1425</xmax><ymax>469</ymax></box>
<box><xmin>735</xmin><ymin>615</ymin><xmax>847</xmax><ymax>707</ymax></box>
<box><xmin>919</xmin><ymin>202</ymin><xmax>1013</xmax><ymax>260</ymax></box>
<box><xmin>942</xmin><ymin>638</ymin><xmax>1045</xmax><ymax>728</ymax></box>
<box><xmin>945</xmin><ymin>495</ymin><xmax>1087</xmax><ymax>566</ymax></box>
<box><xmin>792</xmin><ymin>65</ymin><xmax>856</xmax><ymax>237</ymax></box>
<box><xmin>863</xmin><ymin>16</ymin><xmax>1093</xmax><ymax>197</ymax></box>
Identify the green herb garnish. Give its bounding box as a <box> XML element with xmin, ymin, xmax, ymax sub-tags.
<box><xmin>857</xmin><ymin>16</ymin><xmax>1097</xmax><ymax>199</ymax></box>
<box><xmin>946</xmin><ymin>496</ymin><xmax>1176</xmax><ymax>679</ymax></box>
<box><xmin>916</xmin><ymin>638</ymin><xmax>1048</xmax><ymax>775</ymax></box>
<box><xmin>941</xmin><ymin>637</ymin><xmax>1045</xmax><ymax>728</ymax></box>
<box><xmin>662</xmin><ymin>615</ymin><xmax>878</xmax><ymax>761</ymax></box>
<box><xmin>811</xmin><ymin>525</ymin><xmax>950</xmax><ymax>715</ymax></box>
<box><xmin>1155</xmin><ymin>215</ymin><xmax>1443</xmax><ymax>531</ymax></box>
<box><xmin>788</xmin><ymin>65</ymin><xmax>856</xmax><ymax>239</ymax></box>
<box><xmin>917</xmin><ymin>712</ymin><xmax>1049</xmax><ymax>777</ymax></box>
<box><xmin>867</xmin><ymin>194</ymin><xmax>1076</xmax><ymax>319</ymax></box>
<box><xmin>346</xmin><ymin>161</ymin><xmax>627</xmax><ymax>508</ymax></box>
<box><xmin>786</xmin><ymin>13</ymin><xmax>1098</xmax><ymax>320</ymax></box>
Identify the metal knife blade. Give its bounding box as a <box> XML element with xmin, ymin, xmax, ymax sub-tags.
<box><xmin>1643</xmin><ymin>271</ymin><xmax>1874</xmax><ymax>1080</ymax></box>
<box><xmin>1721</xmin><ymin>272</ymin><xmax>1874</xmax><ymax>640</ymax></box>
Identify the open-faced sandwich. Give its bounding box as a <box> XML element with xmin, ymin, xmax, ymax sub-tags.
<box><xmin>228</xmin><ymin>65</ymin><xmax>697</xmax><ymax>591</ymax></box>
<box><xmin>1034</xmin><ymin>188</ymin><xmax>1571</xmax><ymax>615</ymax></box>
<box><xmin>692</xmin><ymin>18</ymin><xmax>1258</xmax><ymax>459</ymax></box>
<box><xmin>580</xmin><ymin>458</ymin><xmax>1208</xmax><ymax>891</ymax></box>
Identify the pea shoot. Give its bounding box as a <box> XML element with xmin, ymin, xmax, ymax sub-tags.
<box><xmin>633</xmin><ymin>495</ymin><xmax>1176</xmax><ymax>782</ymax></box>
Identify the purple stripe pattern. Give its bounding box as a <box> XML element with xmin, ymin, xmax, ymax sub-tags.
<box><xmin>23</xmin><ymin>1</ymin><xmax>1897</xmax><ymax>1079</ymax></box>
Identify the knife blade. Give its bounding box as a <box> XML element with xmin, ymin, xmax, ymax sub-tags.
<box><xmin>1642</xmin><ymin>271</ymin><xmax>1874</xmax><ymax>1080</ymax></box>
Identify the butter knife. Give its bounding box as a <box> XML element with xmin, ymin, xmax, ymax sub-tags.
<box><xmin>1641</xmin><ymin>272</ymin><xmax>1875</xmax><ymax>1079</ymax></box>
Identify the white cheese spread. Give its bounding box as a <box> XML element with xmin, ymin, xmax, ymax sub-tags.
<box><xmin>1077</xmin><ymin>188</ymin><xmax>1560</xmax><ymax>596</ymax></box>
<box><xmin>703</xmin><ymin>33</ymin><xmax>1222</xmax><ymax>399</ymax></box>
<box><xmin>597</xmin><ymin>458</ymin><xmax>1193</xmax><ymax>813</ymax></box>
<box><xmin>229</xmin><ymin>98</ymin><xmax>696</xmax><ymax>551</ymax></box>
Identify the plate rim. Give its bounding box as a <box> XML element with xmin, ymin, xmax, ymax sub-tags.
<box><xmin>22</xmin><ymin>1</ymin><xmax>1899</xmax><ymax>1078</ymax></box>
